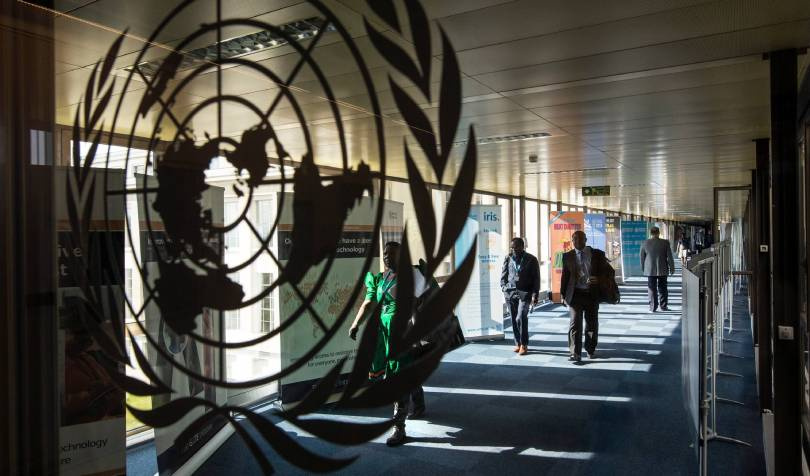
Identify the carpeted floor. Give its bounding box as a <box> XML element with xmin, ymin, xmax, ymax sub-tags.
<box><xmin>708</xmin><ymin>285</ymin><xmax>766</xmax><ymax>475</ymax></box>
<box><xmin>128</xmin><ymin>273</ymin><xmax>766</xmax><ymax>475</ymax></box>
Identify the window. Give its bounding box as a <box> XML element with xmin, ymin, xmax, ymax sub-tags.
<box><xmin>432</xmin><ymin>189</ymin><xmax>453</xmax><ymax>275</ymax></box>
<box><xmin>224</xmin><ymin>201</ymin><xmax>239</xmax><ymax>248</ymax></box>
<box><xmin>124</xmin><ymin>268</ymin><xmax>133</xmax><ymax>321</ymax></box>
<box><xmin>524</xmin><ymin>200</ymin><xmax>538</xmax><ymax>258</ymax></box>
<box><xmin>512</xmin><ymin>199</ymin><xmax>522</xmax><ymax>240</ymax></box>
<box><xmin>225</xmin><ymin>273</ymin><xmax>241</xmax><ymax>329</ymax></box>
<box><xmin>384</xmin><ymin>180</ymin><xmax>424</xmax><ymax>262</ymax></box>
<box><xmin>226</xmin><ymin>310</ymin><xmax>240</xmax><ymax>330</ymax></box>
<box><xmin>255</xmin><ymin>197</ymin><xmax>275</xmax><ymax>239</ymax></box>
<box><xmin>540</xmin><ymin>202</ymin><xmax>551</xmax><ymax>292</ymax></box>
<box><xmin>474</xmin><ymin>193</ymin><xmax>496</xmax><ymax>205</ymax></box>
<box><xmin>260</xmin><ymin>272</ymin><xmax>274</xmax><ymax>333</ymax></box>
<box><xmin>498</xmin><ymin>197</ymin><xmax>511</xmax><ymax>253</ymax></box>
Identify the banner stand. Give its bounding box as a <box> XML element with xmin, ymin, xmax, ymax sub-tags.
<box><xmin>683</xmin><ymin>244</ymin><xmax>751</xmax><ymax>476</ymax></box>
<box><xmin>454</xmin><ymin>205</ymin><xmax>505</xmax><ymax>340</ymax></box>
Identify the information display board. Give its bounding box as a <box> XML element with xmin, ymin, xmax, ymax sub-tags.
<box><xmin>682</xmin><ymin>268</ymin><xmax>702</xmax><ymax>460</ymax></box>
<box><xmin>549</xmin><ymin>211</ymin><xmax>585</xmax><ymax>302</ymax></box>
<box><xmin>136</xmin><ymin>175</ymin><xmax>229</xmax><ymax>476</ymax></box>
<box><xmin>454</xmin><ymin>205</ymin><xmax>505</xmax><ymax>340</ymax></box>
<box><xmin>56</xmin><ymin>168</ymin><xmax>126</xmax><ymax>476</ymax></box>
<box><xmin>621</xmin><ymin>220</ymin><xmax>648</xmax><ymax>278</ymax></box>
<box><xmin>277</xmin><ymin>195</ymin><xmax>403</xmax><ymax>403</ymax></box>
<box><xmin>605</xmin><ymin>217</ymin><xmax>623</xmax><ymax>283</ymax></box>
<box><xmin>585</xmin><ymin>213</ymin><xmax>607</xmax><ymax>251</ymax></box>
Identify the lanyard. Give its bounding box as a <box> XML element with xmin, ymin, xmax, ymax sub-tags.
<box><xmin>512</xmin><ymin>254</ymin><xmax>525</xmax><ymax>273</ymax></box>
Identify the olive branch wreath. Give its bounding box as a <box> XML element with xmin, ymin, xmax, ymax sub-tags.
<box><xmin>66</xmin><ymin>0</ymin><xmax>478</xmax><ymax>472</ymax></box>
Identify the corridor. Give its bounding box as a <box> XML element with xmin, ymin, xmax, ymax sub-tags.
<box><xmin>126</xmin><ymin>274</ymin><xmax>753</xmax><ymax>475</ymax></box>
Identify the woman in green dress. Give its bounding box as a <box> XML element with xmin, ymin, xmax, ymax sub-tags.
<box><xmin>349</xmin><ymin>241</ymin><xmax>427</xmax><ymax>446</ymax></box>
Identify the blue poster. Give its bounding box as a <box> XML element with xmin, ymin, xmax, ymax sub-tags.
<box><xmin>621</xmin><ymin>220</ymin><xmax>648</xmax><ymax>278</ymax></box>
<box><xmin>585</xmin><ymin>214</ymin><xmax>606</xmax><ymax>252</ymax></box>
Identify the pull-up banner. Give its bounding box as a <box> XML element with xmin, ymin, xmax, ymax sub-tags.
<box><xmin>682</xmin><ymin>267</ymin><xmax>702</xmax><ymax>461</ymax></box>
<box><xmin>605</xmin><ymin>217</ymin><xmax>624</xmax><ymax>283</ymax></box>
<box><xmin>585</xmin><ymin>214</ymin><xmax>606</xmax><ymax>251</ymax></box>
<box><xmin>621</xmin><ymin>220</ymin><xmax>648</xmax><ymax>278</ymax></box>
<box><xmin>277</xmin><ymin>195</ymin><xmax>401</xmax><ymax>404</ymax></box>
<box><xmin>56</xmin><ymin>168</ymin><xmax>126</xmax><ymax>476</ymax></box>
<box><xmin>454</xmin><ymin>204</ymin><xmax>505</xmax><ymax>340</ymax></box>
<box><xmin>550</xmin><ymin>212</ymin><xmax>585</xmax><ymax>302</ymax></box>
<box><xmin>136</xmin><ymin>175</ymin><xmax>229</xmax><ymax>476</ymax></box>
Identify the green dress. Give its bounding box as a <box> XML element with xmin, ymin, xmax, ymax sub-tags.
<box><xmin>365</xmin><ymin>270</ymin><xmax>406</xmax><ymax>379</ymax></box>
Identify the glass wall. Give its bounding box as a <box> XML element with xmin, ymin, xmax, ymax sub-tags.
<box><xmin>498</xmin><ymin>197</ymin><xmax>512</xmax><ymax>254</ymax></box>
<box><xmin>513</xmin><ymin>199</ymin><xmax>522</xmax><ymax>240</ymax></box>
<box><xmin>540</xmin><ymin>202</ymin><xmax>551</xmax><ymax>293</ymax></box>
<box><xmin>524</xmin><ymin>200</ymin><xmax>539</xmax><ymax>258</ymax></box>
<box><xmin>432</xmin><ymin>188</ymin><xmax>454</xmax><ymax>277</ymax></box>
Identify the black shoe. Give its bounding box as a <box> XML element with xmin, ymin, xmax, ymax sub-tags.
<box><xmin>660</xmin><ymin>306</ymin><xmax>670</xmax><ymax>311</ymax></box>
<box><xmin>386</xmin><ymin>426</ymin><xmax>406</xmax><ymax>447</ymax></box>
<box><xmin>586</xmin><ymin>350</ymin><xmax>596</xmax><ymax>359</ymax></box>
<box><xmin>408</xmin><ymin>406</ymin><xmax>425</xmax><ymax>419</ymax></box>
<box><xmin>568</xmin><ymin>354</ymin><xmax>581</xmax><ymax>362</ymax></box>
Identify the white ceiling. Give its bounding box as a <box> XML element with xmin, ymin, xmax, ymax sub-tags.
<box><xmin>47</xmin><ymin>0</ymin><xmax>810</xmax><ymax>221</ymax></box>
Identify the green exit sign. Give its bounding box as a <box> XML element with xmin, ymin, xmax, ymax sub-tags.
<box><xmin>582</xmin><ymin>186</ymin><xmax>610</xmax><ymax>197</ymax></box>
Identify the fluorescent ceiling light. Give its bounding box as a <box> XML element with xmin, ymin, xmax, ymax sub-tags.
<box><xmin>127</xmin><ymin>17</ymin><xmax>335</xmax><ymax>78</ymax></box>
<box><xmin>454</xmin><ymin>131</ymin><xmax>550</xmax><ymax>146</ymax></box>
<box><xmin>521</xmin><ymin>166</ymin><xmax>618</xmax><ymax>176</ymax></box>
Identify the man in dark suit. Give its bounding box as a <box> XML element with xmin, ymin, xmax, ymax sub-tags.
<box><xmin>501</xmin><ymin>237</ymin><xmax>540</xmax><ymax>355</ymax></box>
<box><xmin>560</xmin><ymin>230</ymin><xmax>609</xmax><ymax>363</ymax></box>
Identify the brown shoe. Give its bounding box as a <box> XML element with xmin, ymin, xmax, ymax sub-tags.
<box><xmin>513</xmin><ymin>345</ymin><xmax>521</xmax><ymax>352</ymax></box>
<box><xmin>519</xmin><ymin>345</ymin><xmax>528</xmax><ymax>355</ymax></box>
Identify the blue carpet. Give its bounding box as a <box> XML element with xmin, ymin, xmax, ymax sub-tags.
<box><xmin>128</xmin><ymin>274</ymin><xmax>766</xmax><ymax>475</ymax></box>
<box><xmin>708</xmin><ymin>286</ymin><xmax>765</xmax><ymax>475</ymax></box>
<box><xmin>127</xmin><ymin>439</ymin><xmax>156</xmax><ymax>476</ymax></box>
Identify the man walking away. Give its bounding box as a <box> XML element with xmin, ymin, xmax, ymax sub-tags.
<box><xmin>500</xmin><ymin>238</ymin><xmax>540</xmax><ymax>355</ymax></box>
<box><xmin>560</xmin><ymin>231</ymin><xmax>608</xmax><ymax>362</ymax></box>
<box><xmin>640</xmin><ymin>226</ymin><xmax>675</xmax><ymax>312</ymax></box>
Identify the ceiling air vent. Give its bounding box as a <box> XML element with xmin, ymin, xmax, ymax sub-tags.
<box><xmin>127</xmin><ymin>17</ymin><xmax>335</xmax><ymax>78</ymax></box>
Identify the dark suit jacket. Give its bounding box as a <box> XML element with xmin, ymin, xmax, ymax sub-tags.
<box><xmin>560</xmin><ymin>247</ymin><xmax>608</xmax><ymax>305</ymax></box>
<box><xmin>500</xmin><ymin>252</ymin><xmax>540</xmax><ymax>302</ymax></box>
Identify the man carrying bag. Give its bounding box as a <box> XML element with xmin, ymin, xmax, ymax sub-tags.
<box><xmin>560</xmin><ymin>231</ymin><xmax>618</xmax><ymax>363</ymax></box>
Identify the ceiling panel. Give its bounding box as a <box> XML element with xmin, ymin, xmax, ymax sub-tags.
<box><xmin>455</xmin><ymin>0</ymin><xmax>810</xmax><ymax>76</ymax></box>
<box><xmin>472</xmin><ymin>20</ymin><xmax>810</xmax><ymax>92</ymax></box>
<box><xmin>45</xmin><ymin>0</ymin><xmax>810</xmax><ymax>221</ymax></box>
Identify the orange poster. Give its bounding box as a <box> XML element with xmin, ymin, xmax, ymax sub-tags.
<box><xmin>550</xmin><ymin>211</ymin><xmax>585</xmax><ymax>302</ymax></box>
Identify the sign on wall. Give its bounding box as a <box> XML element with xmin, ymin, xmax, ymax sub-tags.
<box><xmin>550</xmin><ymin>211</ymin><xmax>585</xmax><ymax>302</ymax></box>
<box><xmin>621</xmin><ymin>220</ymin><xmax>649</xmax><ymax>278</ymax></box>
<box><xmin>454</xmin><ymin>205</ymin><xmax>505</xmax><ymax>340</ymax></box>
